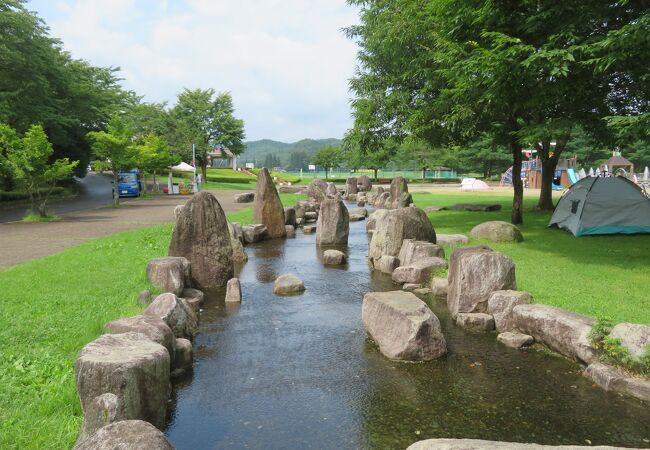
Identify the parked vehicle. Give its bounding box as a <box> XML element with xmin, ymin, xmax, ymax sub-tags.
<box><xmin>115</xmin><ymin>169</ymin><xmax>142</xmax><ymax>197</ymax></box>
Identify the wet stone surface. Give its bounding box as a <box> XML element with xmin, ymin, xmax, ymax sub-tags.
<box><xmin>165</xmin><ymin>203</ymin><xmax>650</xmax><ymax>450</ymax></box>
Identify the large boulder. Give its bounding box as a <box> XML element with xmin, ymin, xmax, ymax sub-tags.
<box><xmin>369</xmin><ymin>208</ymin><xmax>435</xmax><ymax>265</ymax></box>
<box><xmin>234</xmin><ymin>192</ymin><xmax>254</xmax><ymax>203</ymax></box>
<box><xmin>326</xmin><ymin>182</ymin><xmax>338</xmax><ymax>197</ymax></box>
<box><xmin>316</xmin><ymin>198</ymin><xmax>350</xmax><ymax>245</ymax></box>
<box><xmin>273</xmin><ymin>273</ymin><xmax>306</xmax><ymax>296</ymax></box>
<box><xmin>242</xmin><ymin>224</ymin><xmax>268</xmax><ymax>243</ymax></box>
<box><xmin>358</xmin><ymin>175</ymin><xmax>372</xmax><ymax>192</ymax></box>
<box><xmin>447</xmin><ymin>246</ymin><xmax>516</xmax><ymax>318</ymax></box>
<box><xmin>323</xmin><ymin>249</ymin><xmax>347</xmax><ymax>265</ymax></box>
<box><xmin>430</xmin><ymin>277</ymin><xmax>449</xmax><ymax>298</ymax></box>
<box><xmin>470</xmin><ymin>221</ymin><xmax>524</xmax><ymax>242</ymax></box>
<box><xmin>228</xmin><ymin>222</ymin><xmax>248</xmax><ymax>263</ymax></box>
<box><xmin>366</xmin><ymin>209</ymin><xmax>389</xmax><ymax>233</ymax></box>
<box><xmin>172</xmin><ymin>338</ymin><xmax>192</xmax><ymax>376</ymax></box>
<box><xmin>75</xmin><ymin>333</ymin><xmax>170</xmax><ymax>440</ymax></box>
<box><xmin>104</xmin><ymin>315</ymin><xmax>175</xmax><ymax>359</ymax></box>
<box><xmin>74</xmin><ymin>420</ymin><xmax>174</xmax><ymax>450</ymax></box>
<box><xmin>487</xmin><ymin>290</ymin><xmax>532</xmax><ymax>332</ymax></box>
<box><xmin>225</xmin><ymin>277</ymin><xmax>242</xmax><ymax>303</ymax></box>
<box><xmin>146</xmin><ymin>257</ymin><xmax>190</xmax><ymax>296</ymax></box>
<box><xmin>398</xmin><ymin>239</ymin><xmax>444</xmax><ymax>266</ymax></box>
<box><xmin>455</xmin><ymin>313</ymin><xmax>495</xmax><ymax>331</ymax></box>
<box><xmin>345</xmin><ymin>177</ymin><xmax>358</xmax><ymax>197</ymax></box>
<box><xmin>362</xmin><ymin>291</ymin><xmax>447</xmax><ymax>361</ymax></box>
<box><xmin>378</xmin><ymin>255</ymin><xmax>400</xmax><ymax>274</ymax></box>
<box><xmin>284</xmin><ymin>207</ymin><xmax>296</xmax><ymax>226</ymax></box>
<box><xmin>392</xmin><ymin>257</ymin><xmax>448</xmax><ymax>285</ymax></box>
<box><xmin>179</xmin><ymin>288</ymin><xmax>204</xmax><ymax>313</ymax></box>
<box><xmin>389</xmin><ymin>176</ymin><xmax>409</xmax><ymax>208</ymax></box>
<box><xmin>169</xmin><ymin>192</ymin><xmax>233</xmax><ymax>289</ymax></box>
<box><xmin>406</xmin><ymin>438</ymin><xmax>630</xmax><ymax>449</ymax></box>
<box><xmin>374</xmin><ymin>191</ymin><xmax>390</xmax><ymax>208</ymax></box>
<box><xmin>512</xmin><ymin>304</ymin><xmax>598</xmax><ymax>364</ymax></box>
<box><xmin>306</xmin><ymin>179</ymin><xmax>328</xmax><ymax>202</ymax></box>
<box><xmin>609</xmin><ymin>323</ymin><xmax>650</xmax><ymax>358</ymax></box>
<box><xmin>436</xmin><ymin>234</ymin><xmax>469</xmax><ymax>246</ymax></box>
<box><xmin>144</xmin><ymin>293</ymin><xmax>196</xmax><ymax>339</ymax></box>
<box><xmin>584</xmin><ymin>362</ymin><xmax>650</xmax><ymax>403</ymax></box>
<box><xmin>253</xmin><ymin>168</ymin><xmax>286</xmax><ymax>238</ymax></box>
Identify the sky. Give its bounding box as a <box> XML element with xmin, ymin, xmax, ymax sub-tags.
<box><xmin>26</xmin><ymin>0</ymin><xmax>360</xmax><ymax>142</ymax></box>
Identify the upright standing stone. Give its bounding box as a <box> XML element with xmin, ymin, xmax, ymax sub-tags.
<box><xmin>389</xmin><ymin>176</ymin><xmax>410</xmax><ymax>208</ymax></box>
<box><xmin>369</xmin><ymin>207</ymin><xmax>435</xmax><ymax>265</ymax></box>
<box><xmin>146</xmin><ymin>257</ymin><xmax>190</xmax><ymax>296</ymax></box>
<box><xmin>358</xmin><ymin>175</ymin><xmax>372</xmax><ymax>191</ymax></box>
<box><xmin>253</xmin><ymin>168</ymin><xmax>286</xmax><ymax>238</ymax></box>
<box><xmin>169</xmin><ymin>192</ymin><xmax>233</xmax><ymax>289</ymax></box>
<box><xmin>345</xmin><ymin>177</ymin><xmax>358</xmax><ymax>197</ymax></box>
<box><xmin>284</xmin><ymin>207</ymin><xmax>296</xmax><ymax>226</ymax></box>
<box><xmin>316</xmin><ymin>198</ymin><xmax>350</xmax><ymax>245</ymax></box>
<box><xmin>225</xmin><ymin>278</ymin><xmax>242</xmax><ymax>303</ymax></box>
<box><xmin>326</xmin><ymin>182</ymin><xmax>338</xmax><ymax>197</ymax></box>
<box><xmin>306</xmin><ymin>179</ymin><xmax>328</xmax><ymax>202</ymax></box>
<box><xmin>228</xmin><ymin>222</ymin><xmax>248</xmax><ymax>263</ymax></box>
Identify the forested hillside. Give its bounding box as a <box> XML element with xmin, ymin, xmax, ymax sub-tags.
<box><xmin>240</xmin><ymin>138</ymin><xmax>341</xmax><ymax>169</ymax></box>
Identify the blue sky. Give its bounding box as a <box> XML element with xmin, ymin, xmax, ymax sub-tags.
<box><xmin>26</xmin><ymin>0</ymin><xmax>359</xmax><ymax>142</ymax></box>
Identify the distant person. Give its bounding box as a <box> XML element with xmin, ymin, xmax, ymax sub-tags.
<box><xmin>196</xmin><ymin>173</ymin><xmax>202</xmax><ymax>192</ymax></box>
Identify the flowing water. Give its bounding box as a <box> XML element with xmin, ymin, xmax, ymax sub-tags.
<box><xmin>165</xmin><ymin>207</ymin><xmax>650</xmax><ymax>450</ymax></box>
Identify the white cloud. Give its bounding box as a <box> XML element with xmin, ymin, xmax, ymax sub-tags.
<box><xmin>30</xmin><ymin>0</ymin><xmax>359</xmax><ymax>141</ymax></box>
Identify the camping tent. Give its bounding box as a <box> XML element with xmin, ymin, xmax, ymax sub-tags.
<box><xmin>171</xmin><ymin>162</ymin><xmax>196</xmax><ymax>172</ymax></box>
<box><xmin>548</xmin><ymin>176</ymin><xmax>650</xmax><ymax>236</ymax></box>
<box><xmin>460</xmin><ymin>178</ymin><xmax>491</xmax><ymax>191</ymax></box>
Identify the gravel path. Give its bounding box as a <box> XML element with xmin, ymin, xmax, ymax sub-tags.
<box><xmin>0</xmin><ymin>189</ymin><xmax>250</xmax><ymax>271</ymax></box>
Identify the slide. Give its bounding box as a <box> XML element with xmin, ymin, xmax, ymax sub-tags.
<box><xmin>567</xmin><ymin>168</ymin><xmax>579</xmax><ymax>185</ymax></box>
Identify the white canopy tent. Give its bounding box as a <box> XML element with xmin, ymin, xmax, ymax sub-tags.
<box><xmin>168</xmin><ymin>162</ymin><xmax>196</xmax><ymax>194</ymax></box>
<box><xmin>460</xmin><ymin>178</ymin><xmax>491</xmax><ymax>191</ymax></box>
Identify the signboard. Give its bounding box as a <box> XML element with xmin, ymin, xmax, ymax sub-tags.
<box><xmin>245</xmin><ymin>162</ymin><xmax>255</xmax><ymax>169</ymax></box>
<box><xmin>308</xmin><ymin>164</ymin><xmax>316</xmax><ymax>171</ymax></box>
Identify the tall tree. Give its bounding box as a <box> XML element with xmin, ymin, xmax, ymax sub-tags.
<box><xmin>171</xmin><ymin>89</ymin><xmax>245</xmax><ymax>179</ymax></box>
<box><xmin>312</xmin><ymin>146</ymin><xmax>343</xmax><ymax>179</ymax></box>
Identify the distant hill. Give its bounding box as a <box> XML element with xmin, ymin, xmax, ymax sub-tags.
<box><xmin>240</xmin><ymin>138</ymin><xmax>342</xmax><ymax>168</ymax></box>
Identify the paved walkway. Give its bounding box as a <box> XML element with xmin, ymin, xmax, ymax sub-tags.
<box><xmin>0</xmin><ymin>189</ymin><xmax>249</xmax><ymax>271</ymax></box>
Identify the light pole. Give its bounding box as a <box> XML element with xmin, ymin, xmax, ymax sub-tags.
<box><xmin>192</xmin><ymin>143</ymin><xmax>197</xmax><ymax>193</ymax></box>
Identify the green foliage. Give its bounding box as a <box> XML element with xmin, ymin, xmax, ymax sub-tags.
<box><xmin>0</xmin><ymin>186</ymin><xmax>65</xmax><ymax>202</ymax></box>
<box><xmin>589</xmin><ymin>317</ymin><xmax>650</xmax><ymax>377</ymax></box>
<box><xmin>312</xmin><ymin>146</ymin><xmax>343</xmax><ymax>178</ymax></box>
<box><xmin>240</xmin><ymin>138</ymin><xmax>342</xmax><ymax>168</ymax></box>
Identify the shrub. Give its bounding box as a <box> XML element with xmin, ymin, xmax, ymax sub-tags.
<box><xmin>589</xmin><ymin>317</ymin><xmax>650</xmax><ymax>376</ymax></box>
<box><xmin>0</xmin><ymin>187</ymin><xmax>65</xmax><ymax>202</ymax></box>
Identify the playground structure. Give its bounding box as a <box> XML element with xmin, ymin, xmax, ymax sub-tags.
<box><xmin>501</xmin><ymin>154</ymin><xmax>580</xmax><ymax>189</ymax></box>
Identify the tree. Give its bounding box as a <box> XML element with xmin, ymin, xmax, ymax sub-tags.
<box><xmin>312</xmin><ymin>146</ymin><xmax>343</xmax><ymax>179</ymax></box>
<box><xmin>0</xmin><ymin>123</ymin><xmax>18</xmax><ymax>190</ymax></box>
<box><xmin>87</xmin><ymin>117</ymin><xmax>136</xmax><ymax>205</ymax></box>
<box><xmin>264</xmin><ymin>153</ymin><xmax>281</xmax><ymax>169</ymax></box>
<box><xmin>171</xmin><ymin>89</ymin><xmax>245</xmax><ymax>179</ymax></box>
<box><xmin>133</xmin><ymin>133</ymin><xmax>178</xmax><ymax>191</ymax></box>
<box><xmin>287</xmin><ymin>150</ymin><xmax>309</xmax><ymax>171</ymax></box>
<box><xmin>7</xmin><ymin>124</ymin><xmax>78</xmax><ymax>217</ymax></box>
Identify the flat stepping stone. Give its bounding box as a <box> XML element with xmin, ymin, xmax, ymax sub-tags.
<box><xmin>273</xmin><ymin>273</ymin><xmax>305</xmax><ymax>296</ymax></box>
<box><xmin>497</xmin><ymin>331</ymin><xmax>534</xmax><ymax>348</ymax></box>
<box><xmin>448</xmin><ymin>203</ymin><xmax>501</xmax><ymax>211</ymax></box>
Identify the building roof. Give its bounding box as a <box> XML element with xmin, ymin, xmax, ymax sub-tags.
<box><xmin>208</xmin><ymin>148</ymin><xmax>234</xmax><ymax>158</ymax></box>
<box><xmin>606</xmin><ymin>154</ymin><xmax>634</xmax><ymax>167</ymax></box>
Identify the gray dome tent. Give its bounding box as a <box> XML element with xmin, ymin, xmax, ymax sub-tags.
<box><xmin>548</xmin><ymin>176</ymin><xmax>650</xmax><ymax>236</ymax></box>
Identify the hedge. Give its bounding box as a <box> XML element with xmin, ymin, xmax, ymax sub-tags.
<box><xmin>0</xmin><ymin>187</ymin><xmax>66</xmax><ymax>202</ymax></box>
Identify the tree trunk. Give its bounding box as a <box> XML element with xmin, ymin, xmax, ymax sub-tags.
<box><xmin>201</xmin><ymin>163</ymin><xmax>207</xmax><ymax>181</ymax></box>
<box><xmin>373</xmin><ymin>168</ymin><xmax>378</xmax><ymax>181</ymax></box>
<box><xmin>510</xmin><ymin>140</ymin><xmax>523</xmax><ymax>225</ymax></box>
<box><xmin>537</xmin><ymin>157</ymin><xmax>558</xmax><ymax>211</ymax></box>
<box><xmin>112</xmin><ymin>169</ymin><xmax>120</xmax><ymax>205</ymax></box>
<box><xmin>422</xmin><ymin>167</ymin><xmax>426</xmax><ymax>179</ymax></box>
<box><xmin>152</xmin><ymin>171</ymin><xmax>157</xmax><ymax>192</ymax></box>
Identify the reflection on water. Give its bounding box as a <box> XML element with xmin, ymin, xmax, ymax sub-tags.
<box><xmin>165</xmin><ymin>205</ymin><xmax>650</xmax><ymax>450</ymax></box>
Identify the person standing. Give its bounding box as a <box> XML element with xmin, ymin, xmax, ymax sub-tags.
<box><xmin>196</xmin><ymin>173</ymin><xmax>202</xmax><ymax>192</ymax></box>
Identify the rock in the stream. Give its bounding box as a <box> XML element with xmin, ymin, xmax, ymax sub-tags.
<box><xmin>348</xmin><ymin>207</ymin><xmax>369</xmax><ymax>217</ymax></box>
<box><xmin>388</xmin><ymin>176</ymin><xmax>410</xmax><ymax>208</ymax></box>
<box><xmin>345</xmin><ymin>177</ymin><xmax>358</xmax><ymax>197</ymax></box>
<box><xmin>323</xmin><ymin>249</ymin><xmax>347</xmax><ymax>265</ymax></box>
<box><xmin>362</xmin><ymin>291</ymin><xmax>447</xmax><ymax>361</ymax></box>
<box><xmin>436</xmin><ymin>233</ymin><xmax>469</xmax><ymax>246</ymax></box>
<box><xmin>378</xmin><ymin>255</ymin><xmax>400</xmax><ymax>274</ymax></box>
<box><xmin>228</xmin><ymin>221</ymin><xmax>248</xmax><ymax>263</ymax></box>
<box><xmin>391</xmin><ymin>257</ymin><xmax>448</xmax><ymax>285</ymax></box>
<box><xmin>284</xmin><ymin>207</ymin><xmax>296</xmax><ymax>226</ymax></box>
<box><xmin>303</xmin><ymin>225</ymin><xmax>317</xmax><ymax>234</ymax></box>
<box><xmin>584</xmin><ymin>362</ymin><xmax>650</xmax><ymax>403</ymax></box>
<box><xmin>172</xmin><ymin>338</ymin><xmax>192</xmax><ymax>375</ymax></box>
<box><xmin>104</xmin><ymin>315</ymin><xmax>176</xmax><ymax>359</ymax></box>
<box><xmin>398</xmin><ymin>239</ymin><xmax>444</xmax><ymax>266</ymax></box>
<box><xmin>225</xmin><ymin>278</ymin><xmax>242</xmax><ymax>303</ymax></box>
<box><xmin>326</xmin><ymin>182</ymin><xmax>339</xmax><ymax>197</ymax></box>
<box><xmin>430</xmin><ymin>277</ymin><xmax>448</xmax><ymax>299</ymax></box>
<box><xmin>75</xmin><ymin>333</ymin><xmax>170</xmax><ymax>440</ymax></box>
<box><xmin>306</xmin><ymin>179</ymin><xmax>328</xmax><ymax>202</ymax></box>
<box><xmin>366</xmin><ymin>209</ymin><xmax>389</xmax><ymax>233</ymax></box>
<box><xmin>447</xmin><ymin>246</ymin><xmax>516</xmax><ymax>318</ymax></box>
<box><xmin>169</xmin><ymin>192</ymin><xmax>233</xmax><ymax>289</ymax></box>
<box><xmin>512</xmin><ymin>304</ymin><xmax>598</xmax><ymax>364</ymax></box>
<box><xmin>144</xmin><ymin>293</ymin><xmax>196</xmax><ymax>339</ymax></box>
<box><xmin>316</xmin><ymin>198</ymin><xmax>349</xmax><ymax>245</ymax></box>
<box><xmin>180</xmin><ymin>288</ymin><xmax>204</xmax><ymax>313</ymax></box>
<box><xmin>285</xmin><ymin>225</ymin><xmax>296</xmax><ymax>238</ymax></box>
<box><xmin>487</xmin><ymin>290</ymin><xmax>531</xmax><ymax>332</ymax></box>
<box><xmin>74</xmin><ymin>420</ymin><xmax>174</xmax><ymax>450</ymax></box>
<box><xmin>497</xmin><ymin>332</ymin><xmax>534</xmax><ymax>348</ymax></box>
<box><xmin>470</xmin><ymin>221</ymin><xmax>524</xmax><ymax>242</ymax></box>
<box><xmin>273</xmin><ymin>273</ymin><xmax>306</xmax><ymax>296</ymax></box>
<box><xmin>146</xmin><ymin>257</ymin><xmax>190</xmax><ymax>296</ymax></box>
<box><xmin>235</xmin><ymin>192</ymin><xmax>255</xmax><ymax>203</ymax></box>
<box><xmin>242</xmin><ymin>224</ymin><xmax>268</xmax><ymax>243</ymax></box>
<box><xmin>253</xmin><ymin>168</ymin><xmax>286</xmax><ymax>238</ymax></box>
<box><xmin>402</xmin><ymin>283</ymin><xmax>421</xmax><ymax>292</ymax></box>
<box><xmin>369</xmin><ymin>207</ymin><xmax>435</xmax><ymax>264</ymax></box>
<box><xmin>358</xmin><ymin>175</ymin><xmax>372</xmax><ymax>191</ymax></box>
<box><xmin>455</xmin><ymin>313</ymin><xmax>495</xmax><ymax>331</ymax></box>
<box><xmin>406</xmin><ymin>438</ymin><xmax>632</xmax><ymax>449</ymax></box>
<box><xmin>609</xmin><ymin>323</ymin><xmax>650</xmax><ymax>358</ymax></box>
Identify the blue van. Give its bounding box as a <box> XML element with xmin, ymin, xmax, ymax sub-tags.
<box><xmin>116</xmin><ymin>169</ymin><xmax>142</xmax><ymax>197</ymax></box>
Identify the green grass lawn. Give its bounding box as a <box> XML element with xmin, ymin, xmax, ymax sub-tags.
<box><xmin>0</xmin><ymin>192</ymin><xmax>301</xmax><ymax>449</ymax></box>
<box><xmin>411</xmin><ymin>191</ymin><xmax>650</xmax><ymax>325</ymax></box>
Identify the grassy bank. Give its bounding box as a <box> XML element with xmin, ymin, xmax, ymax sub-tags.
<box><xmin>0</xmin><ymin>192</ymin><xmax>301</xmax><ymax>449</ymax></box>
<box><xmin>411</xmin><ymin>191</ymin><xmax>650</xmax><ymax>325</ymax></box>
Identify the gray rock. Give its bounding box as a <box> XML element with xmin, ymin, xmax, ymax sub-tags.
<box><xmin>306</xmin><ymin>179</ymin><xmax>328</xmax><ymax>202</ymax></box>
<box><xmin>406</xmin><ymin>438</ymin><xmax>631</xmax><ymax>449</ymax></box>
<box><xmin>447</xmin><ymin>246</ymin><xmax>516</xmax><ymax>318</ymax></box>
<box><xmin>76</xmin><ymin>393</ymin><xmax>120</xmax><ymax>444</ymax></box>
<box><xmin>488</xmin><ymin>290</ymin><xmax>532</xmax><ymax>332</ymax></box>
<box><xmin>456</xmin><ymin>313</ymin><xmax>495</xmax><ymax>331</ymax></box>
<box><xmin>75</xmin><ymin>333</ymin><xmax>170</xmax><ymax>440</ymax></box>
<box><xmin>348</xmin><ymin>207</ymin><xmax>369</xmax><ymax>217</ymax></box>
<box><xmin>278</xmin><ymin>185</ymin><xmax>303</xmax><ymax>193</ymax></box>
<box><xmin>179</xmin><ymin>288</ymin><xmax>204</xmax><ymax>313</ymax></box>
<box><xmin>228</xmin><ymin>221</ymin><xmax>248</xmax><ymax>263</ymax></box>
<box><xmin>305</xmin><ymin>211</ymin><xmax>318</xmax><ymax>222</ymax></box>
<box><xmin>316</xmin><ymin>198</ymin><xmax>349</xmax><ymax>245</ymax></box>
<box><xmin>358</xmin><ymin>174</ymin><xmax>372</xmax><ymax>191</ymax></box>
<box><xmin>303</xmin><ymin>225</ymin><xmax>316</xmax><ymax>234</ymax></box>
<box><xmin>169</xmin><ymin>192</ymin><xmax>233</xmax><ymax>289</ymax></box>
<box><xmin>398</xmin><ymin>192</ymin><xmax>413</xmax><ymax>208</ymax></box>
<box><xmin>378</xmin><ymin>255</ymin><xmax>400</xmax><ymax>274</ymax></box>
<box><xmin>448</xmin><ymin>203</ymin><xmax>502</xmax><ymax>211</ymax></box>
<box><xmin>584</xmin><ymin>362</ymin><xmax>650</xmax><ymax>403</ymax></box>
<box><xmin>230</xmin><ymin>222</ymin><xmax>244</xmax><ymax>242</ymax></box>
<box><xmin>349</xmin><ymin>213</ymin><xmax>365</xmax><ymax>221</ymax></box>
<box><xmin>366</xmin><ymin>209</ymin><xmax>389</xmax><ymax>233</ymax></box>
<box><xmin>392</xmin><ymin>257</ymin><xmax>448</xmax><ymax>285</ymax></box>
<box><xmin>436</xmin><ymin>233</ymin><xmax>469</xmax><ymax>246</ymax></box>
<box><xmin>253</xmin><ymin>168</ymin><xmax>286</xmax><ymax>238</ymax></box>
<box><xmin>497</xmin><ymin>331</ymin><xmax>534</xmax><ymax>348</ymax></box>
<box><xmin>402</xmin><ymin>283</ymin><xmax>421</xmax><ymax>291</ymax></box>
<box><xmin>144</xmin><ymin>293</ymin><xmax>196</xmax><ymax>339</ymax></box>
<box><xmin>138</xmin><ymin>290</ymin><xmax>152</xmax><ymax>305</ymax></box>
<box><xmin>398</xmin><ymin>239</ymin><xmax>444</xmax><ymax>266</ymax></box>
<box><xmin>234</xmin><ymin>192</ymin><xmax>254</xmax><ymax>203</ymax></box>
<box><xmin>323</xmin><ymin>249</ymin><xmax>347</xmax><ymax>265</ymax></box>
<box><xmin>362</xmin><ymin>291</ymin><xmax>447</xmax><ymax>361</ymax></box>
<box><xmin>326</xmin><ymin>182</ymin><xmax>339</xmax><ymax>197</ymax></box>
<box><xmin>347</xmin><ymin>193</ymin><xmax>358</xmax><ymax>202</ymax></box>
<box><xmin>284</xmin><ymin>207</ymin><xmax>296</xmax><ymax>226</ymax></box>
<box><xmin>172</xmin><ymin>338</ymin><xmax>192</xmax><ymax>375</ymax></box>
<box><xmin>295</xmin><ymin>205</ymin><xmax>306</xmax><ymax>219</ymax></box>
<box><xmin>430</xmin><ymin>277</ymin><xmax>448</xmax><ymax>299</ymax></box>
<box><xmin>345</xmin><ymin>177</ymin><xmax>358</xmax><ymax>197</ymax></box>
<box><xmin>225</xmin><ymin>278</ymin><xmax>242</xmax><ymax>303</ymax></box>
<box><xmin>146</xmin><ymin>257</ymin><xmax>190</xmax><ymax>296</ymax></box>
<box><xmin>424</xmin><ymin>206</ymin><xmax>446</xmax><ymax>213</ymax></box>
<box><xmin>273</xmin><ymin>273</ymin><xmax>306</xmax><ymax>296</ymax></box>
<box><xmin>512</xmin><ymin>304</ymin><xmax>598</xmax><ymax>364</ymax></box>
<box><xmin>414</xmin><ymin>287</ymin><xmax>433</xmax><ymax>295</ymax></box>
<box><xmin>173</xmin><ymin>204</ymin><xmax>185</xmax><ymax>220</ymax></box>
<box><xmin>470</xmin><ymin>221</ymin><xmax>524</xmax><ymax>242</ymax></box>
<box><xmin>610</xmin><ymin>323</ymin><xmax>650</xmax><ymax>358</ymax></box>
<box><xmin>74</xmin><ymin>420</ymin><xmax>174</xmax><ymax>450</ymax></box>
<box><xmin>357</xmin><ymin>199</ymin><xmax>366</xmax><ymax>207</ymax></box>
<box><xmin>369</xmin><ymin>207</ymin><xmax>435</xmax><ymax>264</ymax></box>
<box><xmin>388</xmin><ymin>176</ymin><xmax>409</xmax><ymax>208</ymax></box>
<box><xmin>104</xmin><ymin>315</ymin><xmax>176</xmax><ymax>359</ymax></box>
<box><xmin>374</xmin><ymin>191</ymin><xmax>390</xmax><ymax>208</ymax></box>
<box><xmin>242</xmin><ymin>224</ymin><xmax>268</xmax><ymax>243</ymax></box>
<box><xmin>285</xmin><ymin>224</ymin><xmax>296</xmax><ymax>238</ymax></box>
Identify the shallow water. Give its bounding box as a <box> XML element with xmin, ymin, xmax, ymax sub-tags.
<box><xmin>165</xmin><ymin>206</ymin><xmax>650</xmax><ymax>450</ymax></box>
